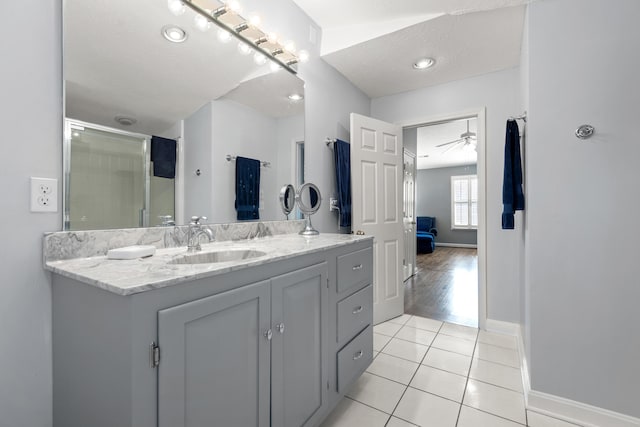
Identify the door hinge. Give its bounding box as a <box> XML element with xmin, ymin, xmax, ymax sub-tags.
<box><xmin>150</xmin><ymin>342</ymin><xmax>160</xmax><ymax>368</ymax></box>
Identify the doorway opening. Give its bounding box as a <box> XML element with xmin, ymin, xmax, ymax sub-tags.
<box><xmin>401</xmin><ymin>110</ymin><xmax>486</xmax><ymax>329</ymax></box>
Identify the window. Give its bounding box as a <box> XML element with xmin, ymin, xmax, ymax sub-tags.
<box><xmin>451</xmin><ymin>175</ymin><xmax>478</xmax><ymax>229</ymax></box>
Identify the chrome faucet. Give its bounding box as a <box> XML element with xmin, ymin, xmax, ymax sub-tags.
<box><xmin>187</xmin><ymin>216</ymin><xmax>214</xmax><ymax>253</ymax></box>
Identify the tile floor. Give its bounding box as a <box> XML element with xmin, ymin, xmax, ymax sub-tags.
<box><xmin>320</xmin><ymin>314</ymin><xmax>582</xmax><ymax>427</ymax></box>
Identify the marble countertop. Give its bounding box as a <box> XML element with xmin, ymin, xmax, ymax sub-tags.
<box><xmin>45</xmin><ymin>233</ymin><xmax>372</xmax><ymax>296</ymax></box>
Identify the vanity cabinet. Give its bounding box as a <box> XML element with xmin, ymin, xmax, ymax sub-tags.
<box><xmin>52</xmin><ymin>239</ymin><xmax>371</xmax><ymax>427</ymax></box>
<box><xmin>157</xmin><ymin>263</ymin><xmax>327</xmax><ymax>427</ymax></box>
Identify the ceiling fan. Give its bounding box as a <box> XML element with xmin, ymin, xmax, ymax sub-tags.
<box><xmin>435</xmin><ymin>120</ymin><xmax>477</xmax><ymax>153</ymax></box>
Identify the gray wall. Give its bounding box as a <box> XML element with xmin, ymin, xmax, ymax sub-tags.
<box><xmin>417</xmin><ymin>165</ymin><xmax>477</xmax><ymax>246</ymax></box>
<box><xmin>526</xmin><ymin>0</ymin><xmax>640</xmax><ymax>417</ymax></box>
<box><xmin>403</xmin><ymin>127</ymin><xmax>417</xmax><ymax>155</ymax></box>
<box><xmin>372</xmin><ymin>67</ymin><xmax>521</xmax><ymax>323</ymax></box>
<box><xmin>0</xmin><ymin>0</ymin><xmax>61</xmax><ymax>425</ymax></box>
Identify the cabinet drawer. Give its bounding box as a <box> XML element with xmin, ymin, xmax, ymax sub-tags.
<box><xmin>337</xmin><ymin>285</ymin><xmax>372</xmax><ymax>345</ymax></box>
<box><xmin>336</xmin><ymin>247</ymin><xmax>373</xmax><ymax>294</ymax></box>
<box><xmin>337</xmin><ymin>325</ymin><xmax>373</xmax><ymax>393</ymax></box>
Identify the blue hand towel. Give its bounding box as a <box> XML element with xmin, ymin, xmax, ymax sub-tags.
<box><xmin>150</xmin><ymin>136</ymin><xmax>177</xmax><ymax>179</ymax></box>
<box><xmin>334</xmin><ymin>139</ymin><xmax>351</xmax><ymax>227</ymax></box>
<box><xmin>502</xmin><ymin>120</ymin><xmax>525</xmax><ymax>229</ymax></box>
<box><xmin>235</xmin><ymin>156</ymin><xmax>260</xmax><ymax>221</ymax></box>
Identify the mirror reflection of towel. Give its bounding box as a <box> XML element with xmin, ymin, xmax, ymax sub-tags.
<box><xmin>150</xmin><ymin>136</ymin><xmax>177</xmax><ymax>178</ymax></box>
<box><xmin>235</xmin><ymin>156</ymin><xmax>260</xmax><ymax>220</ymax></box>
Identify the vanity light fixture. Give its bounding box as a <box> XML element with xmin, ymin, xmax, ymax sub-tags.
<box><xmin>413</xmin><ymin>57</ymin><xmax>435</xmax><ymax>70</ymax></box>
<box><xmin>162</xmin><ymin>25</ymin><xmax>188</xmax><ymax>43</ymax></box>
<box><xmin>288</xmin><ymin>93</ymin><xmax>303</xmax><ymax>101</ymax></box>
<box><xmin>174</xmin><ymin>0</ymin><xmax>308</xmax><ymax>74</ymax></box>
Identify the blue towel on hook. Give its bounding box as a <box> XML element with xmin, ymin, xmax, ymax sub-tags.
<box><xmin>334</xmin><ymin>139</ymin><xmax>351</xmax><ymax>228</ymax></box>
<box><xmin>150</xmin><ymin>136</ymin><xmax>177</xmax><ymax>178</ymax></box>
<box><xmin>235</xmin><ymin>156</ymin><xmax>260</xmax><ymax>220</ymax></box>
<box><xmin>502</xmin><ymin>120</ymin><xmax>525</xmax><ymax>229</ymax></box>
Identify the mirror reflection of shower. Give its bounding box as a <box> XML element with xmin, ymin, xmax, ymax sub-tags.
<box><xmin>64</xmin><ymin>120</ymin><xmax>175</xmax><ymax>230</ymax></box>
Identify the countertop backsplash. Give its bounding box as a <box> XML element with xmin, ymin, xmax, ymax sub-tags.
<box><xmin>44</xmin><ymin>220</ymin><xmax>306</xmax><ymax>262</ymax></box>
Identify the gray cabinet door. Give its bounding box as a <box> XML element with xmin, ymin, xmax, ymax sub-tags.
<box><xmin>271</xmin><ymin>263</ymin><xmax>328</xmax><ymax>427</ymax></box>
<box><xmin>157</xmin><ymin>280</ymin><xmax>271</xmax><ymax>427</ymax></box>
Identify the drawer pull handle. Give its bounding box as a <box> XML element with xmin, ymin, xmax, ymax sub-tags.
<box><xmin>276</xmin><ymin>323</ymin><xmax>285</xmax><ymax>334</ymax></box>
<box><xmin>352</xmin><ymin>306</ymin><xmax>363</xmax><ymax>314</ymax></box>
<box><xmin>264</xmin><ymin>329</ymin><xmax>273</xmax><ymax>341</ymax></box>
<box><xmin>353</xmin><ymin>350</ymin><xmax>363</xmax><ymax>360</ymax></box>
<box><xmin>352</xmin><ymin>264</ymin><xmax>363</xmax><ymax>271</ymax></box>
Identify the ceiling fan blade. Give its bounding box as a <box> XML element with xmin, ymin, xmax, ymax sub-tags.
<box><xmin>435</xmin><ymin>138</ymin><xmax>463</xmax><ymax>147</ymax></box>
<box><xmin>443</xmin><ymin>140</ymin><xmax>463</xmax><ymax>154</ymax></box>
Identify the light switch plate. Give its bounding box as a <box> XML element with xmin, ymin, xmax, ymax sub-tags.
<box><xmin>30</xmin><ymin>177</ymin><xmax>58</xmax><ymax>212</ymax></box>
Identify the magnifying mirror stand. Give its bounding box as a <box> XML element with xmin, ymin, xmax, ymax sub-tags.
<box><xmin>299</xmin><ymin>215</ymin><xmax>319</xmax><ymax>236</ymax></box>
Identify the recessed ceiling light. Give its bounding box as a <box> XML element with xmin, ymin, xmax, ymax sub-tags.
<box><xmin>413</xmin><ymin>57</ymin><xmax>435</xmax><ymax>70</ymax></box>
<box><xmin>288</xmin><ymin>93</ymin><xmax>303</xmax><ymax>101</ymax></box>
<box><xmin>162</xmin><ymin>25</ymin><xmax>188</xmax><ymax>43</ymax></box>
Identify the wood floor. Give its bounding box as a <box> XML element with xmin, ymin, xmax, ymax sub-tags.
<box><xmin>404</xmin><ymin>247</ymin><xmax>478</xmax><ymax>328</ymax></box>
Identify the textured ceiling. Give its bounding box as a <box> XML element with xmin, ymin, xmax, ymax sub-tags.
<box><xmin>416</xmin><ymin>118</ymin><xmax>478</xmax><ymax>170</ymax></box>
<box><xmin>292</xmin><ymin>0</ymin><xmax>529</xmax><ymax>98</ymax></box>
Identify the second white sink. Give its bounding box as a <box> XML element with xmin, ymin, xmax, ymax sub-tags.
<box><xmin>170</xmin><ymin>249</ymin><xmax>267</xmax><ymax>265</ymax></box>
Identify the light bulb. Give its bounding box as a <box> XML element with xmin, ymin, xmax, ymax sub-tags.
<box><xmin>283</xmin><ymin>40</ymin><xmax>296</xmax><ymax>53</ymax></box>
<box><xmin>249</xmin><ymin>14</ymin><xmax>261</xmax><ymax>27</ymax></box>
<box><xmin>217</xmin><ymin>28</ymin><xmax>232</xmax><ymax>43</ymax></box>
<box><xmin>227</xmin><ymin>0</ymin><xmax>242</xmax><ymax>14</ymax></box>
<box><xmin>194</xmin><ymin>11</ymin><xmax>212</xmax><ymax>32</ymax></box>
<box><xmin>267</xmin><ymin>32</ymin><xmax>278</xmax><ymax>44</ymax></box>
<box><xmin>270</xmin><ymin>61</ymin><xmax>282</xmax><ymax>72</ymax></box>
<box><xmin>253</xmin><ymin>51</ymin><xmax>267</xmax><ymax>65</ymax></box>
<box><xmin>167</xmin><ymin>0</ymin><xmax>186</xmax><ymax>16</ymax></box>
<box><xmin>237</xmin><ymin>41</ymin><xmax>252</xmax><ymax>55</ymax></box>
<box><xmin>297</xmin><ymin>50</ymin><xmax>309</xmax><ymax>63</ymax></box>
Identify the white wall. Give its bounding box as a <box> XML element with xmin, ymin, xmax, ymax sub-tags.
<box><xmin>526</xmin><ymin>0</ymin><xmax>640</xmax><ymax>417</ymax></box>
<box><xmin>0</xmin><ymin>1</ymin><xmax>61</xmax><ymax>426</ymax></box>
<box><xmin>372</xmin><ymin>68</ymin><xmax>522</xmax><ymax>323</ymax></box>
<box><xmin>183</xmin><ymin>102</ymin><xmax>213</xmax><ymax>220</ymax></box>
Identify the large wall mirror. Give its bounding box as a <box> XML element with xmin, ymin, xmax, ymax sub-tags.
<box><xmin>63</xmin><ymin>0</ymin><xmax>305</xmax><ymax>230</ymax></box>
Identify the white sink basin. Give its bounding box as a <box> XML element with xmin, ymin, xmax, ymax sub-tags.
<box><xmin>170</xmin><ymin>249</ymin><xmax>267</xmax><ymax>265</ymax></box>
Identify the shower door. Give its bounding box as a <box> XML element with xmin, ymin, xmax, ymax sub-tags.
<box><xmin>64</xmin><ymin>120</ymin><xmax>150</xmax><ymax>230</ymax></box>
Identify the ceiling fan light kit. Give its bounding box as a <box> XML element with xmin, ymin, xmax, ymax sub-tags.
<box><xmin>435</xmin><ymin>119</ymin><xmax>477</xmax><ymax>153</ymax></box>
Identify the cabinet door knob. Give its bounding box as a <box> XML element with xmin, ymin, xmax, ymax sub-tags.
<box><xmin>352</xmin><ymin>264</ymin><xmax>363</xmax><ymax>271</ymax></box>
<box><xmin>264</xmin><ymin>329</ymin><xmax>273</xmax><ymax>341</ymax></box>
<box><xmin>353</xmin><ymin>350</ymin><xmax>363</xmax><ymax>360</ymax></box>
<box><xmin>276</xmin><ymin>323</ymin><xmax>285</xmax><ymax>334</ymax></box>
<box><xmin>352</xmin><ymin>306</ymin><xmax>363</xmax><ymax>314</ymax></box>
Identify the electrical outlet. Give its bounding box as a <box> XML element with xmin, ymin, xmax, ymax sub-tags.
<box><xmin>30</xmin><ymin>177</ymin><xmax>58</xmax><ymax>212</ymax></box>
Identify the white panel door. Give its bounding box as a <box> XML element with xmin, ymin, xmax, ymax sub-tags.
<box><xmin>403</xmin><ymin>150</ymin><xmax>416</xmax><ymax>281</ymax></box>
<box><xmin>350</xmin><ymin>113</ymin><xmax>404</xmax><ymax>324</ymax></box>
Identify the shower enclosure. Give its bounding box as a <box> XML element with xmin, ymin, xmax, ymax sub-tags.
<box><xmin>63</xmin><ymin>120</ymin><xmax>175</xmax><ymax>230</ymax></box>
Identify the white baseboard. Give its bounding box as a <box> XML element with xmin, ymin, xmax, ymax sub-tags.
<box><xmin>435</xmin><ymin>242</ymin><xmax>478</xmax><ymax>248</ymax></box>
<box><xmin>487</xmin><ymin>319</ymin><xmax>640</xmax><ymax>427</ymax></box>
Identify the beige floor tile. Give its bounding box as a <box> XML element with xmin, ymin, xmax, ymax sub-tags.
<box><xmin>404</xmin><ymin>316</ymin><xmax>443</xmax><ymax>332</ymax></box>
<box><xmin>395</xmin><ymin>325</ymin><xmax>436</xmax><ymax>346</ymax></box>
<box><xmin>463</xmin><ymin>379</ymin><xmax>526</xmax><ymax>424</ymax></box>
<box><xmin>386</xmin><ymin>416</ymin><xmax>419</xmax><ymax>426</ymax></box>
<box><xmin>346</xmin><ymin>372</ymin><xmax>405</xmax><ymax>414</ymax></box>
<box><xmin>409</xmin><ymin>365</ymin><xmax>467</xmax><ymax>402</ymax></box>
<box><xmin>440</xmin><ymin>322</ymin><xmax>478</xmax><ymax>341</ymax></box>
<box><xmin>373</xmin><ymin>333</ymin><xmax>392</xmax><ymax>352</ymax></box>
<box><xmin>478</xmin><ymin>330</ymin><xmax>518</xmax><ymax>350</ymax></box>
<box><xmin>474</xmin><ymin>342</ymin><xmax>520</xmax><ymax>368</ymax></box>
<box><xmin>366</xmin><ymin>353</ymin><xmax>420</xmax><ymax>385</ymax></box>
<box><xmin>422</xmin><ymin>347</ymin><xmax>473</xmax><ymax>376</ymax></box>
<box><xmin>393</xmin><ymin>387</ymin><xmax>460</xmax><ymax>427</ymax></box>
<box><xmin>381</xmin><ymin>338</ymin><xmax>429</xmax><ymax>363</ymax></box>
<box><xmin>387</xmin><ymin>314</ymin><xmax>413</xmax><ymax>325</ymax></box>
<box><xmin>527</xmin><ymin>410</ymin><xmax>583</xmax><ymax>426</ymax></box>
<box><xmin>319</xmin><ymin>397</ymin><xmax>389</xmax><ymax>427</ymax></box>
<box><xmin>432</xmin><ymin>333</ymin><xmax>476</xmax><ymax>356</ymax></box>
<box><xmin>374</xmin><ymin>321</ymin><xmax>403</xmax><ymax>337</ymax></box>
<box><xmin>469</xmin><ymin>358</ymin><xmax>523</xmax><ymax>392</ymax></box>
<box><xmin>457</xmin><ymin>406</ymin><xmax>525</xmax><ymax>427</ymax></box>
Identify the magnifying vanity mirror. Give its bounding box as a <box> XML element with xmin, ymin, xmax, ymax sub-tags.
<box><xmin>279</xmin><ymin>184</ymin><xmax>296</xmax><ymax>219</ymax></box>
<box><xmin>63</xmin><ymin>0</ymin><xmax>305</xmax><ymax>230</ymax></box>
<box><xmin>297</xmin><ymin>183</ymin><xmax>321</xmax><ymax>236</ymax></box>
